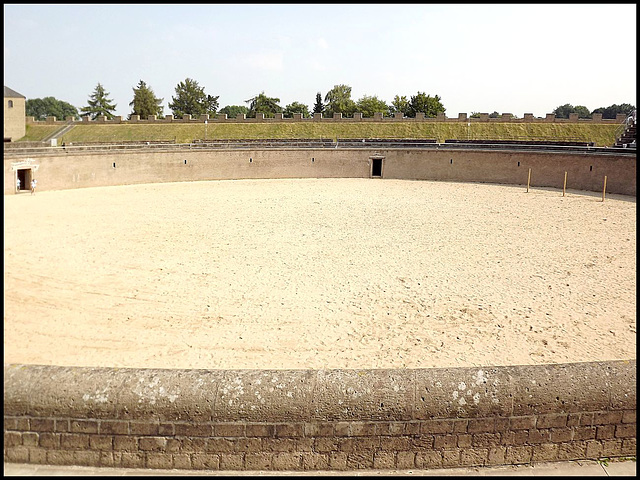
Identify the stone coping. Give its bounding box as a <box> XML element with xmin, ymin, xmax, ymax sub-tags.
<box><xmin>4</xmin><ymin>361</ymin><xmax>635</xmax><ymax>423</ymax></box>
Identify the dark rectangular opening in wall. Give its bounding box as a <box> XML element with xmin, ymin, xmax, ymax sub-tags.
<box><xmin>590</xmin><ymin>165</ymin><xmax>593</xmax><ymax>171</ymax></box>
<box><xmin>518</xmin><ymin>162</ymin><xmax>520</xmax><ymax>167</ymax></box>
<box><xmin>17</xmin><ymin>169</ymin><xmax>30</xmax><ymax>191</ymax></box>
<box><xmin>372</xmin><ymin>158</ymin><xmax>382</xmax><ymax>177</ymax></box>
<box><xmin>113</xmin><ymin>162</ymin><xmax>116</xmax><ymax>168</ymax></box>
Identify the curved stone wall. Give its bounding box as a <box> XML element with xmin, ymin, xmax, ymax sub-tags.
<box><xmin>3</xmin><ymin>147</ymin><xmax>636</xmax><ymax>470</ymax></box>
<box><xmin>4</xmin><ymin>361</ymin><xmax>636</xmax><ymax>470</ymax></box>
<box><xmin>4</xmin><ymin>147</ymin><xmax>636</xmax><ymax>196</ymax></box>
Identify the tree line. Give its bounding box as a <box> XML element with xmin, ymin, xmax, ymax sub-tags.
<box><xmin>25</xmin><ymin>78</ymin><xmax>635</xmax><ymax>122</ymax></box>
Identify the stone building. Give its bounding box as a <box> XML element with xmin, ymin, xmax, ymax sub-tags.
<box><xmin>4</xmin><ymin>86</ymin><xmax>26</xmax><ymax>142</ymax></box>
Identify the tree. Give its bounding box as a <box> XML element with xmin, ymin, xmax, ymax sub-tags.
<box><xmin>312</xmin><ymin>92</ymin><xmax>324</xmax><ymax>115</ymax></box>
<box><xmin>592</xmin><ymin>103</ymin><xmax>635</xmax><ymax>119</ymax></box>
<box><xmin>129</xmin><ymin>80</ymin><xmax>163</xmax><ymax>119</ymax></box>
<box><xmin>80</xmin><ymin>83</ymin><xmax>117</xmax><ymax>120</ymax></box>
<box><xmin>26</xmin><ymin>97</ymin><xmax>78</xmax><ymax>121</ymax></box>
<box><xmin>245</xmin><ymin>92</ymin><xmax>282</xmax><ymax>118</ymax></box>
<box><xmin>218</xmin><ymin>105</ymin><xmax>249</xmax><ymax>118</ymax></box>
<box><xmin>553</xmin><ymin>103</ymin><xmax>575</xmax><ymax>119</ymax></box>
<box><xmin>407</xmin><ymin>91</ymin><xmax>445</xmax><ymax>118</ymax></box>
<box><xmin>553</xmin><ymin>104</ymin><xmax>595</xmax><ymax>119</ymax></box>
<box><xmin>283</xmin><ymin>101</ymin><xmax>310</xmax><ymax>118</ymax></box>
<box><xmin>168</xmin><ymin>78</ymin><xmax>219</xmax><ymax>118</ymax></box>
<box><xmin>356</xmin><ymin>94</ymin><xmax>390</xmax><ymax>118</ymax></box>
<box><xmin>324</xmin><ymin>84</ymin><xmax>357</xmax><ymax>118</ymax></box>
<box><xmin>574</xmin><ymin>105</ymin><xmax>591</xmax><ymax>119</ymax></box>
<box><xmin>389</xmin><ymin>95</ymin><xmax>410</xmax><ymax>117</ymax></box>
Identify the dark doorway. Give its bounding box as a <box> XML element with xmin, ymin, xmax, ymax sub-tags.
<box><xmin>372</xmin><ymin>158</ymin><xmax>383</xmax><ymax>177</ymax></box>
<box><xmin>17</xmin><ymin>169</ymin><xmax>31</xmax><ymax>191</ymax></box>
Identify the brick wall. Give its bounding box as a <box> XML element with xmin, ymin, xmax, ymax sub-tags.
<box><xmin>4</xmin><ymin>361</ymin><xmax>636</xmax><ymax>471</ymax></box>
<box><xmin>25</xmin><ymin>113</ymin><xmax>629</xmax><ymax>125</ymax></box>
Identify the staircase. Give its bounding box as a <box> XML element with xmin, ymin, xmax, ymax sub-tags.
<box><xmin>614</xmin><ymin>111</ymin><xmax>636</xmax><ymax>148</ymax></box>
<box><xmin>43</xmin><ymin>120</ymin><xmax>76</xmax><ymax>144</ymax></box>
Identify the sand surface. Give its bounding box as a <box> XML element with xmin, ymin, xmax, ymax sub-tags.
<box><xmin>3</xmin><ymin>178</ymin><xmax>636</xmax><ymax>370</ymax></box>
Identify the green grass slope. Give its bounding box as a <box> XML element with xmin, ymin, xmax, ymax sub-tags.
<box><xmin>20</xmin><ymin>122</ymin><xmax>620</xmax><ymax>147</ymax></box>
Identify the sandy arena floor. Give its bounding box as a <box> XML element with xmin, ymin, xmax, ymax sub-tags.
<box><xmin>3</xmin><ymin>178</ymin><xmax>636</xmax><ymax>370</ymax></box>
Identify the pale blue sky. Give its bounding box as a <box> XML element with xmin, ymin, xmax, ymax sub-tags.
<box><xmin>4</xmin><ymin>3</ymin><xmax>636</xmax><ymax>118</ymax></box>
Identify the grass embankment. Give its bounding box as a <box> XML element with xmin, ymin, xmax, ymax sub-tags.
<box><xmin>21</xmin><ymin>122</ymin><xmax>620</xmax><ymax>147</ymax></box>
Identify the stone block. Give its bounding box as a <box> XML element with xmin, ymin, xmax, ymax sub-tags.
<box><xmin>129</xmin><ymin>421</ymin><xmax>159</xmax><ymax>436</ymax></box>
<box><xmin>537</xmin><ymin>413</ymin><xmax>568</xmax><ymax>428</ymax></box>
<box><xmin>433</xmin><ymin>434</ymin><xmax>457</xmax><ymax>449</ymax></box>
<box><xmin>120</xmin><ymin>452</ymin><xmax>145</xmax><ymax>468</ymax></box>
<box><xmin>147</xmin><ymin>452</ymin><xmax>173</xmax><ymax>469</ymax></box>
<box><xmin>275</xmin><ymin>423</ymin><xmax>304</xmax><ymax>437</ymax></box>
<box><xmin>172</xmin><ymin>453</ymin><xmax>192</xmax><ymax>469</ymax></box>
<box><xmin>219</xmin><ymin>453</ymin><xmax>244</xmax><ymax>469</ymax></box>
<box><xmin>556</xmin><ymin>441</ymin><xmax>587</xmax><ymax>460</ymax></box>
<box><xmin>5</xmin><ymin>446</ymin><xmax>29</xmax><ymax>463</ymax></box>
<box><xmin>272</xmin><ymin>452</ymin><xmax>302</xmax><ymax>470</ymax></box>
<box><xmin>71</xmin><ymin>450</ymin><xmax>100</xmax><ymax>466</ymax></box>
<box><xmin>373</xmin><ymin>451</ymin><xmax>395</xmax><ymax>469</ymax></box>
<box><xmin>60</xmin><ymin>433</ymin><xmax>89</xmax><ymax>449</ymax></box>
<box><xmin>573</xmin><ymin>426</ymin><xmax>597</xmax><ymax>440</ymax></box>
<box><xmin>304</xmin><ymin>422</ymin><xmax>333</xmax><ymax>437</ymax></box>
<box><xmin>20</xmin><ymin>432</ymin><xmax>38</xmax><ymax>446</ymax></box>
<box><xmin>174</xmin><ymin>423</ymin><xmax>212</xmax><ymax>437</ymax></box>
<box><xmin>191</xmin><ymin>453</ymin><xmax>220</xmax><ymax>469</ymax></box>
<box><xmin>549</xmin><ymin>428</ymin><xmax>572</xmax><ymax>443</ymax></box>
<box><xmin>532</xmin><ymin>443</ymin><xmax>558</xmax><ymax>462</ymax></box>
<box><xmin>505</xmin><ymin>445</ymin><xmax>532</xmax><ymax>463</ymax></box>
<box><xmin>89</xmin><ymin>434</ymin><xmax>114</xmax><ymax>450</ymax></box>
<box><xmin>214</xmin><ymin>423</ymin><xmax>245</xmax><ymax>437</ymax></box>
<box><xmin>346</xmin><ymin>452</ymin><xmax>374</xmax><ymax>469</ymax></box>
<box><xmin>301</xmin><ymin>452</ymin><xmax>329</xmax><ymax>470</ymax></box>
<box><xmin>596</xmin><ymin>424</ymin><xmax>616</xmax><ymax>439</ymax></box>
<box><xmin>396</xmin><ymin>451</ymin><xmax>416</xmax><ymax>468</ymax></box>
<box><xmin>245</xmin><ymin>452</ymin><xmax>272</xmax><ymax>470</ymax></box>
<box><xmin>460</xmin><ymin>448</ymin><xmax>487</xmax><ymax>466</ymax></box>
<box><xmin>615</xmin><ymin>424</ymin><xmax>636</xmax><ymax>438</ymax></box>
<box><xmin>138</xmin><ymin>436</ymin><xmax>167</xmax><ymax>451</ymax></box>
<box><xmin>99</xmin><ymin>420</ymin><xmax>129</xmax><ymax>435</ymax></box>
<box><xmin>113</xmin><ymin>435</ymin><xmax>137</xmax><ymax>451</ymax></box>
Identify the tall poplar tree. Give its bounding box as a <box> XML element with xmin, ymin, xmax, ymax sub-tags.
<box><xmin>81</xmin><ymin>83</ymin><xmax>117</xmax><ymax>120</ymax></box>
<box><xmin>129</xmin><ymin>80</ymin><xmax>164</xmax><ymax>119</ymax></box>
<box><xmin>313</xmin><ymin>92</ymin><xmax>324</xmax><ymax>115</ymax></box>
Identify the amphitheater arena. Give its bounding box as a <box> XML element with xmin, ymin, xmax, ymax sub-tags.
<box><xmin>4</xmin><ymin>142</ymin><xmax>636</xmax><ymax>471</ymax></box>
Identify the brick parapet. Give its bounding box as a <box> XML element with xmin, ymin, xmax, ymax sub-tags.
<box><xmin>3</xmin><ymin>361</ymin><xmax>635</xmax><ymax>470</ymax></box>
<box><xmin>25</xmin><ymin>113</ymin><xmax>628</xmax><ymax>125</ymax></box>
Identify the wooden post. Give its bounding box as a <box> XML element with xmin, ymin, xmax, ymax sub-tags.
<box><xmin>527</xmin><ymin>168</ymin><xmax>531</xmax><ymax>192</ymax></box>
<box><xmin>602</xmin><ymin>176</ymin><xmax>607</xmax><ymax>202</ymax></box>
<box><xmin>563</xmin><ymin>171</ymin><xmax>567</xmax><ymax>196</ymax></box>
